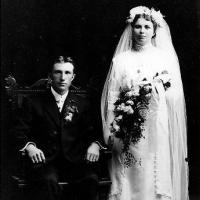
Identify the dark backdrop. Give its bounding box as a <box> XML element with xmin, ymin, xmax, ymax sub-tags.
<box><xmin>2</xmin><ymin>0</ymin><xmax>200</xmax><ymax>199</ymax></box>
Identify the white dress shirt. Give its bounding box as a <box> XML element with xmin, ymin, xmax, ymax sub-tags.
<box><xmin>51</xmin><ymin>87</ymin><xmax>68</xmax><ymax>112</ymax></box>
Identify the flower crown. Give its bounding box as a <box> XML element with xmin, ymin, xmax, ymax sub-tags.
<box><xmin>127</xmin><ymin>6</ymin><xmax>164</xmax><ymax>27</ymax></box>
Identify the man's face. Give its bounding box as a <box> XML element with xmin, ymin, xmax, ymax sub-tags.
<box><xmin>51</xmin><ymin>62</ymin><xmax>75</xmax><ymax>95</ymax></box>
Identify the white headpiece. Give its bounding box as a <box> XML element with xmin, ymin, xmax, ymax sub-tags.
<box><xmin>127</xmin><ymin>6</ymin><xmax>164</xmax><ymax>27</ymax></box>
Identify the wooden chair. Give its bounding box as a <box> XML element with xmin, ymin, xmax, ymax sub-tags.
<box><xmin>4</xmin><ymin>75</ymin><xmax>112</xmax><ymax>200</ymax></box>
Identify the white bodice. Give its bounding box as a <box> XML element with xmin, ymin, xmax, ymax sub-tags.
<box><xmin>113</xmin><ymin>49</ymin><xmax>167</xmax><ymax>89</ymax></box>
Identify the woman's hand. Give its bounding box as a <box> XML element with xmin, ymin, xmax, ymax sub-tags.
<box><xmin>26</xmin><ymin>144</ymin><xmax>45</xmax><ymax>163</ymax></box>
<box><xmin>152</xmin><ymin>79</ymin><xmax>165</xmax><ymax>103</ymax></box>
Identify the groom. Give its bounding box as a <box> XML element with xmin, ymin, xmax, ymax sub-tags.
<box><xmin>14</xmin><ymin>56</ymin><xmax>103</xmax><ymax>200</ymax></box>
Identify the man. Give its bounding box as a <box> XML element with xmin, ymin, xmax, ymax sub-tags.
<box><xmin>14</xmin><ymin>56</ymin><xmax>103</xmax><ymax>200</ymax></box>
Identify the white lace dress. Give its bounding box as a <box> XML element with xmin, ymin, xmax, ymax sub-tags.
<box><xmin>107</xmin><ymin>48</ymin><xmax>174</xmax><ymax>200</ymax></box>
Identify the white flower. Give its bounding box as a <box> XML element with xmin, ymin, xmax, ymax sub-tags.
<box><xmin>141</xmin><ymin>85</ymin><xmax>152</xmax><ymax>94</ymax></box>
<box><xmin>128</xmin><ymin>6</ymin><xmax>150</xmax><ymax>23</ymax></box>
<box><xmin>125</xmin><ymin>91</ymin><xmax>133</xmax><ymax>97</ymax></box>
<box><xmin>150</xmin><ymin>8</ymin><xmax>164</xmax><ymax>27</ymax></box>
<box><xmin>116</xmin><ymin>103</ymin><xmax>126</xmax><ymax>111</ymax></box>
<box><xmin>115</xmin><ymin>115</ymin><xmax>123</xmax><ymax>122</ymax></box>
<box><xmin>123</xmin><ymin>105</ymin><xmax>134</xmax><ymax>115</ymax></box>
<box><xmin>112</xmin><ymin>121</ymin><xmax>120</xmax><ymax>132</ymax></box>
<box><xmin>127</xmin><ymin>107</ymin><xmax>134</xmax><ymax>115</ymax></box>
<box><xmin>126</xmin><ymin>100</ymin><xmax>134</xmax><ymax>105</ymax></box>
<box><xmin>125</xmin><ymin>89</ymin><xmax>139</xmax><ymax>97</ymax></box>
<box><xmin>145</xmin><ymin>93</ymin><xmax>152</xmax><ymax>100</ymax></box>
<box><xmin>64</xmin><ymin>113</ymin><xmax>73</xmax><ymax>122</ymax></box>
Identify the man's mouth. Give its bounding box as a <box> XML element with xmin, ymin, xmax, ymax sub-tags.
<box><xmin>59</xmin><ymin>83</ymin><xmax>66</xmax><ymax>86</ymax></box>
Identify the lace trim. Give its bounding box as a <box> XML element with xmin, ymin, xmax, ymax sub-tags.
<box><xmin>156</xmin><ymin>194</ymin><xmax>171</xmax><ymax>199</ymax></box>
<box><xmin>108</xmin><ymin>157</ymin><xmax>127</xmax><ymax>200</ymax></box>
<box><xmin>120</xmin><ymin>151</ymin><xmax>142</xmax><ymax>168</ymax></box>
<box><xmin>154</xmin><ymin>153</ymin><xmax>172</xmax><ymax>199</ymax></box>
<box><xmin>154</xmin><ymin>153</ymin><xmax>158</xmax><ymax>195</ymax></box>
<box><xmin>108</xmin><ymin>179</ymin><xmax>123</xmax><ymax>200</ymax></box>
<box><xmin>108</xmin><ymin>193</ymin><xmax>121</xmax><ymax>200</ymax></box>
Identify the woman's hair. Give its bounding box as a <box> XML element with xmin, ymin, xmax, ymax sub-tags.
<box><xmin>131</xmin><ymin>14</ymin><xmax>158</xmax><ymax>33</ymax></box>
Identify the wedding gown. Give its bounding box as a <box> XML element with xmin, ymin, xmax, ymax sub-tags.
<box><xmin>107</xmin><ymin>47</ymin><xmax>178</xmax><ymax>200</ymax></box>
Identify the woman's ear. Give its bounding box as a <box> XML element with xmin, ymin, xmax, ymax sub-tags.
<box><xmin>152</xmin><ymin>32</ymin><xmax>156</xmax><ymax>38</ymax></box>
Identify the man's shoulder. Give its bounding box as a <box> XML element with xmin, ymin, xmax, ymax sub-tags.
<box><xmin>70</xmin><ymin>92</ymin><xmax>88</xmax><ymax>101</ymax></box>
<box><xmin>69</xmin><ymin>92</ymin><xmax>90</xmax><ymax>107</ymax></box>
<box><xmin>24</xmin><ymin>90</ymin><xmax>51</xmax><ymax>104</ymax></box>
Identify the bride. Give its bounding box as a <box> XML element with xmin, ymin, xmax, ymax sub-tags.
<box><xmin>101</xmin><ymin>6</ymin><xmax>189</xmax><ymax>200</ymax></box>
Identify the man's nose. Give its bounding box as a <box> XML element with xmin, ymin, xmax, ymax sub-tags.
<box><xmin>60</xmin><ymin>73</ymin><xmax>66</xmax><ymax>80</ymax></box>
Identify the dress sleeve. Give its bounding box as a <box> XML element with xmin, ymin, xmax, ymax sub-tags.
<box><xmin>101</xmin><ymin>56</ymin><xmax>123</xmax><ymax>144</ymax></box>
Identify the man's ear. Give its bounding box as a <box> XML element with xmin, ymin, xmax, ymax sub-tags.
<box><xmin>72</xmin><ymin>74</ymin><xmax>76</xmax><ymax>80</ymax></box>
<box><xmin>48</xmin><ymin>72</ymin><xmax>52</xmax><ymax>80</ymax></box>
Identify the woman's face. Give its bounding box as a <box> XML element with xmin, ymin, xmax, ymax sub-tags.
<box><xmin>132</xmin><ymin>17</ymin><xmax>154</xmax><ymax>46</ymax></box>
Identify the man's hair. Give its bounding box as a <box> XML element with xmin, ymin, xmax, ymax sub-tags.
<box><xmin>49</xmin><ymin>56</ymin><xmax>76</xmax><ymax>73</ymax></box>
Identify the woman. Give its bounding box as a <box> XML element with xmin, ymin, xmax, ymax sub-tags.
<box><xmin>101</xmin><ymin>6</ymin><xmax>189</xmax><ymax>200</ymax></box>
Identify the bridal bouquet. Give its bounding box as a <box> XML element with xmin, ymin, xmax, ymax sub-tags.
<box><xmin>110</xmin><ymin>79</ymin><xmax>152</xmax><ymax>154</ymax></box>
<box><xmin>110</xmin><ymin>71</ymin><xmax>171</xmax><ymax>157</ymax></box>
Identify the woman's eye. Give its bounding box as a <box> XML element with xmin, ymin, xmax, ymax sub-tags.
<box><xmin>134</xmin><ymin>25</ymin><xmax>141</xmax><ymax>29</ymax></box>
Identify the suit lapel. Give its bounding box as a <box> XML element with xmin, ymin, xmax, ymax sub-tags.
<box><xmin>61</xmin><ymin>91</ymin><xmax>75</xmax><ymax>116</ymax></box>
<box><xmin>61</xmin><ymin>91</ymin><xmax>79</xmax><ymax>123</ymax></box>
<box><xmin>43</xmin><ymin>90</ymin><xmax>61</xmax><ymax>127</ymax></box>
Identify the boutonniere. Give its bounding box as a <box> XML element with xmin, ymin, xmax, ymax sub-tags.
<box><xmin>63</xmin><ymin>100</ymin><xmax>78</xmax><ymax>123</ymax></box>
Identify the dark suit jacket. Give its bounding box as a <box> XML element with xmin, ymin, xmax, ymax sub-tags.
<box><xmin>14</xmin><ymin>90</ymin><xmax>101</xmax><ymax>164</ymax></box>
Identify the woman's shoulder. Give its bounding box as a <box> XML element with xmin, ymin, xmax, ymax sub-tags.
<box><xmin>112</xmin><ymin>51</ymin><xmax>135</xmax><ymax>64</ymax></box>
<box><xmin>152</xmin><ymin>47</ymin><xmax>168</xmax><ymax>57</ymax></box>
<box><xmin>113</xmin><ymin>50</ymin><xmax>131</xmax><ymax>58</ymax></box>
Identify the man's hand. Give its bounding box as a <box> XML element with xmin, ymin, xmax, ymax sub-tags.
<box><xmin>26</xmin><ymin>144</ymin><xmax>45</xmax><ymax>163</ymax></box>
<box><xmin>86</xmin><ymin>142</ymin><xmax>100</xmax><ymax>162</ymax></box>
